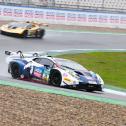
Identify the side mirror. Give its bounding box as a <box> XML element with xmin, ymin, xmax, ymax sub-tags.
<box><xmin>5</xmin><ymin>51</ymin><xmax>11</xmax><ymax>55</ymax></box>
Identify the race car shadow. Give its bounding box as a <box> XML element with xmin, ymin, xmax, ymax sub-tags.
<box><xmin>65</xmin><ymin>87</ymin><xmax>104</xmax><ymax>94</ymax></box>
<box><xmin>1</xmin><ymin>33</ymin><xmax>44</xmax><ymax>40</ymax></box>
<box><xmin>19</xmin><ymin>78</ymin><xmax>104</xmax><ymax>94</ymax></box>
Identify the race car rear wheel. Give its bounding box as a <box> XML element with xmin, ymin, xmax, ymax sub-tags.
<box><xmin>48</xmin><ymin>70</ymin><xmax>62</xmax><ymax>86</ymax></box>
<box><xmin>11</xmin><ymin>63</ymin><xmax>21</xmax><ymax>79</ymax></box>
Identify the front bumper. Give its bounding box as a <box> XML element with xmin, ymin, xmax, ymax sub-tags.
<box><xmin>77</xmin><ymin>82</ymin><xmax>103</xmax><ymax>91</ymax></box>
<box><xmin>1</xmin><ymin>30</ymin><xmax>21</xmax><ymax>37</ymax></box>
<box><xmin>63</xmin><ymin>82</ymin><xmax>103</xmax><ymax>91</ymax></box>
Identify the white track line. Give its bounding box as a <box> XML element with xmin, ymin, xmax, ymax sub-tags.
<box><xmin>103</xmin><ymin>88</ymin><xmax>126</xmax><ymax>96</ymax></box>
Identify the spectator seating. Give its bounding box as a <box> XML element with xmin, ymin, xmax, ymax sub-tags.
<box><xmin>103</xmin><ymin>0</ymin><xmax>126</xmax><ymax>10</ymax></box>
<box><xmin>31</xmin><ymin>0</ymin><xmax>48</xmax><ymax>6</ymax></box>
<box><xmin>1</xmin><ymin>0</ymin><xmax>21</xmax><ymax>5</ymax></box>
<box><xmin>0</xmin><ymin>0</ymin><xmax>126</xmax><ymax>12</ymax></box>
<box><xmin>78</xmin><ymin>0</ymin><xmax>103</xmax><ymax>8</ymax></box>
<box><xmin>55</xmin><ymin>0</ymin><xmax>79</xmax><ymax>8</ymax></box>
<box><xmin>1</xmin><ymin>0</ymin><xmax>22</xmax><ymax>5</ymax></box>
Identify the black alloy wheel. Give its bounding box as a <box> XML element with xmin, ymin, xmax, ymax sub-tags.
<box><xmin>49</xmin><ymin>70</ymin><xmax>62</xmax><ymax>86</ymax></box>
<box><xmin>11</xmin><ymin>63</ymin><xmax>20</xmax><ymax>79</ymax></box>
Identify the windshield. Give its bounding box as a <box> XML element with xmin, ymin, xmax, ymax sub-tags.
<box><xmin>55</xmin><ymin>58</ymin><xmax>87</xmax><ymax>71</ymax></box>
<box><xmin>8</xmin><ymin>22</ymin><xmax>31</xmax><ymax>28</ymax></box>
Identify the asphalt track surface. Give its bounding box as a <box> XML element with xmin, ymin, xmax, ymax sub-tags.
<box><xmin>0</xmin><ymin>30</ymin><xmax>126</xmax><ymax>102</ymax></box>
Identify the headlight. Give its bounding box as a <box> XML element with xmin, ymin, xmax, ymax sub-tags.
<box><xmin>89</xmin><ymin>71</ymin><xmax>104</xmax><ymax>85</ymax></box>
<box><xmin>96</xmin><ymin>74</ymin><xmax>104</xmax><ymax>85</ymax></box>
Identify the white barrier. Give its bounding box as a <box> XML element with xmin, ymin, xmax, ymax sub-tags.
<box><xmin>1</xmin><ymin>5</ymin><xmax>126</xmax><ymax>29</ymax></box>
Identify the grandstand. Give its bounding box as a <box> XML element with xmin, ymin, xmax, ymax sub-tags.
<box><xmin>0</xmin><ymin>0</ymin><xmax>126</xmax><ymax>12</ymax></box>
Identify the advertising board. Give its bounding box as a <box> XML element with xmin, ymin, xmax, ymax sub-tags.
<box><xmin>0</xmin><ymin>5</ymin><xmax>126</xmax><ymax>28</ymax></box>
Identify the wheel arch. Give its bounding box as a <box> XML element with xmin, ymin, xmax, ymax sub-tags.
<box><xmin>21</xmin><ymin>30</ymin><xmax>28</xmax><ymax>38</ymax></box>
<box><xmin>9</xmin><ymin>60</ymin><xmax>27</xmax><ymax>75</ymax></box>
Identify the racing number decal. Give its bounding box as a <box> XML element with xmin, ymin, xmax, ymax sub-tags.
<box><xmin>33</xmin><ymin>67</ymin><xmax>44</xmax><ymax>78</ymax></box>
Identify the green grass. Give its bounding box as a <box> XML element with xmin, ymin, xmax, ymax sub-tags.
<box><xmin>56</xmin><ymin>52</ymin><xmax>126</xmax><ymax>89</ymax></box>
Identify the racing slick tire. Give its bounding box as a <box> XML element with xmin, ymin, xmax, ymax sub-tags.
<box><xmin>36</xmin><ymin>29</ymin><xmax>45</xmax><ymax>39</ymax></box>
<box><xmin>0</xmin><ymin>30</ymin><xmax>5</xmax><ymax>35</ymax></box>
<box><xmin>10</xmin><ymin>63</ymin><xmax>21</xmax><ymax>79</ymax></box>
<box><xmin>48</xmin><ymin>69</ymin><xmax>62</xmax><ymax>86</ymax></box>
<box><xmin>21</xmin><ymin>30</ymin><xmax>28</xmax><ymax>38</ymax></box>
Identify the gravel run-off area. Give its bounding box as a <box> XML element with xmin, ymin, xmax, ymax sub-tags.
<box><xmin>0</xmin><ymin>85</ymin><xmax>126</xmax><ymax>126</ymax></box>
<box><xmin>0</xmin><ymin>20</ymin><xmax>126</xmax><ymax>126</ymax></box>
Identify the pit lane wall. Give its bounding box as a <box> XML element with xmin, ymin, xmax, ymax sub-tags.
<box><xmin>1</xmin><ymin>5</ymin><xmax>126</xmax><ymax>29</ymax></box>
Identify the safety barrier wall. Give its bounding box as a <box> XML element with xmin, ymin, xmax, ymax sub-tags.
<box><xmin>1</xmin><ymin>5</ymin><xmax>126</xmax><ymax>29</ymax></box>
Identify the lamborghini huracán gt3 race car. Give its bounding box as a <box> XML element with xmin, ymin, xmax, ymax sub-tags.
<box><xmin>5</xmin><ymin>51</ymin><xmax>104</xmax><ymax>92</ymax></box>
<box><xmin>0</xmin><ymin>21</ymin><xmax>47</xmax><ymax>38</ymax></box>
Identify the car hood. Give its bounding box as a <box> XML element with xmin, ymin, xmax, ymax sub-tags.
<box><xmin>1</xmin><ymin>25</ymin><xmax>25</xmax><ymax>34</ymax></box>
<box><xmin>74</xmin><ymin>69</ymin><xmax>101</xmax><ymax>84</ymax></box>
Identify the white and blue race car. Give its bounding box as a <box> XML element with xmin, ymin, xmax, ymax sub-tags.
<box><xmin>5</xmin><ymin>50</ymin><xmax>104</xmax><ymax>92</ymax></box>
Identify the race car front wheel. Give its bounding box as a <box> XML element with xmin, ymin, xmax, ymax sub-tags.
<box><xmin>48</xmin><ymin>70</ymin><xmax>62</xmax><ymax>86</ymax></box>
<box><xmin>22</xmin><ymin>30</ymin><xmax>28</xmax><ymax>38</ymax></box>
<box><xmin>11</xmin><ymin>63</ymin><xmax>21</xmax><ymax>79</ymax></box>
<box><xmin>0</xmin><ymin>30</ymin><xmax>5</xmax><ymax>35</ymax></box>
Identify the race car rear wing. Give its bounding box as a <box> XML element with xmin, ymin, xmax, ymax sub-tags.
<box><xmin>5</xmin><ymin>50</ymin><xmax>23</xmax><ymax>55</ymax></box>
<box><xmin>5</xmin><ymin>50</ymin><xmax>49</xmax><ymax>58</ymax></box>
<box><xmin>5</xmin><ymin>50</ymin><xmax>24</xmax><ymax>58</ymax></box>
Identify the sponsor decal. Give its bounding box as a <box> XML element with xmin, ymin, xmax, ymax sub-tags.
<box><xmin>98</xmin><ymin>15</ymin><xmax>108</xmax><ymax>23</ymax></box>
<box><xmin>45</xmin><ymin>11</ymin><xmax>55</xmax><ymax>20</ymax></box>
<box><xmin>24</xmin><ymin>10</ymin><xmax>34</xmax><ymax>18</ymax></box>
<box><xmin>33</xmin><ymin>68</ymin><xmax>43</xmax><ymax>78</ymax></box>
<box><xmin>64</xmin><ymin>77</ymin><xmax>72</xmax><ymax>83</ymax></box>
<box><xmin>109</xmin><ymin>15</ymin><xmax>119</xmax><ymax>24</ymax></box>
<box><xmin>120</xmin><ymin>16</ymin><xmax>126</xmax><ymax>24</ymax></box>
<box><xmin>13</xmin><ymin>9</ymin><xmax>23</xmax><ymax>17</ymax></box>
<box><xmin>55</xmin><ymin>12</ymin><xmax>65</xmax><ymax>20</ymax></box>
<box><xmin>3</xmin><ymin>8</ymin><xmax>13</xmax><ymax>16</ymax></box>
<box><xmin>34</xmin><ymin>10</ymin><xmax>44</xmax><ymax>18</ymax></box>
<box><xmin>42</xmin><ymin>70</ymin><xmax>50</xmax><ymax>82</ymax></box>
<box><xmin>63</xmin><ymin>73</ymin><xmax>68</xmax><ymax>77</ymax></box>
<box><xmin>34</xmin><ymin>71</ymin><xmax>42</xmax><ymax>78</ymax></box>
<box><xmin>77</xmin><ymin>14</ymin><xmax>87</xmax><ymax>22</ymax></box>
<box><xmin>88</xmin><ymin>14</ymin><xmax>98</xmax><ymax>22</ymax></box>
<box><xmin>67</xmin><ymin>13</ymin><xmax>77</xmax><ymax>21</ymax></box>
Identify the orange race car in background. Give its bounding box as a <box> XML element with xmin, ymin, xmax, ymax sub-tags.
<box><xmin>0</xmin><ymin>21</ymin><xmax>48</xmax><ymax>39</ymax></box>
